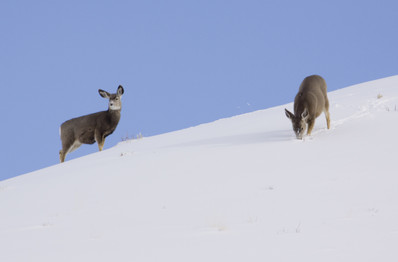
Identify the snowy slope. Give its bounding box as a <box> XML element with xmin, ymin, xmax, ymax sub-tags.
<box><xmin>1</xmin><ymin>76</ymin><xmax>398</xmax><ymax>262</ymax></box>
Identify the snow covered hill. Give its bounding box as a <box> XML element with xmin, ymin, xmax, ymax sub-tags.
<box><xmin>1</xmin><ymin>76</ymin><xmax>398</xmax><ymax>262</ymax></box>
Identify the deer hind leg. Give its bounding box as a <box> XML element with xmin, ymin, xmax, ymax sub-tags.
<box><xmin>59</xmin><ymin>150</ymin><xmax>66</xmax><ymax>163</ymax></box>
<box><xmin>60</xmin><ymin>139</ymin><xmax>82</xmax><ymax>163</ymax></box>
<box><xmin>60</xmin><ymin>137</ymin><xmax>73</xmax><ymax>163</ymax></box>
<box><xmin>325</xmin><ymin>110</ymin><xmax>331</xmax><ymax>129</ymax></box>
<box><xmin>324</xmin><ymin>99</ymin><xmax>331</xmax><ymax>129</ymax></box>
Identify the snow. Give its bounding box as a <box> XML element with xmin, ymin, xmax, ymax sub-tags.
<box><xmin>1</xmin><ymin>75</ymin><xmax>398</xmax><ymax>261</ymax></box>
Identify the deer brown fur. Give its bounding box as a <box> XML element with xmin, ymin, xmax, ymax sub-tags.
<box><xmin>59</xmin><ymin>85</ymin><xmax>124</xmax><ymax>162</ymax></box>
<box><xmin>285</xmin><ymin>75</ymin><xmax>330</xmax><ymax>139</ymax></box>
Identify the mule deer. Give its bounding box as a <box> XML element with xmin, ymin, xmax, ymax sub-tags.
<box><xmin>59</xmin><ymin>85</ymin><xmax>124</xmax><ymax>162</ymax></box>
<box><xmin>285</xmin><ymin>75</ymin><xmax>330</xmax><ymax>139</ymax></box>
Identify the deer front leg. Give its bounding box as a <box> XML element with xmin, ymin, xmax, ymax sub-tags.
<box><xmin>307</xmin><ymin>119</ymin><xmax>315</xmax><ymax>135</ymax></box>
<box><xmin>95</xmin><ymin>130</ymin><xmax>105</xmax><ymax>151</ymax></box>
<box><xmin>98</xmin><ymin>139</ymin><xmax>105</xmax><ymax>151</ymax></box>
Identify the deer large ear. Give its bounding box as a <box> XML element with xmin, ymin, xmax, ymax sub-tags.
<box><xmin>301</xmin><ymin>108</ymin><xmax>309</xmax><ymax>120</ymax></box>
<box><xmin>98</xmin><ymin>89</ymin><xmax>110</xmax><ymax>98</ymax></box>
<box><xmin>117</xmin><ymin>85</ymin><xmax>124</xmax><ymax>96</ymax></box>
<box><xmin>285</xmin><ymin>109</ymin><xmax>294</xmax><ymax>120</ymax></box>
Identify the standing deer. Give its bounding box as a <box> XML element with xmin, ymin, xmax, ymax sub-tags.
<box><xmin>285</xmin><ymin>75</ymin><xmax>330</xmax><ymax>139</ymax></box>
<box><xmin>59</xmin><ymin>85</ymin><xmax>124</xmax><ymax>162</ymax></box>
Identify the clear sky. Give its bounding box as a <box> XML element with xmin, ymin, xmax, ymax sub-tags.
<box><xmin>1</xmin><ymin>0</ymin><xmax>398</xmax><ymax>181</ymax></box>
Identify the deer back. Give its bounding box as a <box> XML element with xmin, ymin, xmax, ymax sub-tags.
<box><xmin>60</xmin><ymin>110</ymin><xmax>121</xmax><ymax>144</ymax></box>
<box><xmin>294</xmin><ymin>75</ymin><xmax>327</xmax><ymax>119</ymax></box>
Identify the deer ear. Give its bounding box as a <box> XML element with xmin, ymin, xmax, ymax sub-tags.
<box><xmin>117</xmin><ymin>85</ymin><xmax>124</xmax><ymax>96</ymax></box>
<box><xmin>285</xmin><ymin>109</ymin><xmax>294</xmax><ymax>120</ymax></box>
<box><xmin>301</xmin><ymin>108</ymin><xmax>309</xmax><ymax>120</ymax></box>
<box><xmin>98</xmin><ymin>89</ymin><xmax>110</xmax><ymax>98</ymax></box>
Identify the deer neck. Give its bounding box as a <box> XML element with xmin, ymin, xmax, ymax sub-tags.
<box><xmin>107</xmin><ymin>108</ymin><xmax>121</xmax><ymax>122</ymax></box>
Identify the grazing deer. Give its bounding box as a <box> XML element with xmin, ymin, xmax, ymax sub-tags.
<box><xmin>59</xmin><ymin>85</ymin><xmax>124</xmax><ymax>162</ymax></box>
<box><xmin>285</xmin><ymin>75</ymin><xmax>330</xmax><ymax>139</ymax></box>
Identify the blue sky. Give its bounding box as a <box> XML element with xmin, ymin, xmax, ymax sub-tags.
<box><xmin>1</xmin><ymin>0</ymin><xmax>398</xmax><ymax>180</ymax></box>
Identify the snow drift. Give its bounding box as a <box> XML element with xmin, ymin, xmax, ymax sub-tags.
<box><xmin>1</xmin><ymin>76</ymin><xmax>398</xmax><ymax>262</ymax></box>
